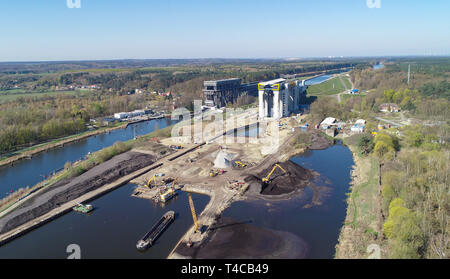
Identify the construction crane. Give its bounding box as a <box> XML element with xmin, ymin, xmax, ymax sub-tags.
<box><xmin>188</xmin><ymin>193</ymin><xmax>200</xmax><ymax>233</ymax></box>
<box><xmin>262</xmin><ymin>164</ymin><xmax>287</xmax><ymax>183</ymax></box>
<box><xmin>145</xmin><ymin>175</ymin><xmax>157</xmax><ymax>188</ymax></box>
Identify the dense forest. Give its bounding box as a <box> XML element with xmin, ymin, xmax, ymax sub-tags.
<box><xmin>0</xmin><ymin>92</ymin><xmax>155</xmax><ymax>155</ymax></box>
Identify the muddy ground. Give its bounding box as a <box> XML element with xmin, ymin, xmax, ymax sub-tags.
<box><xmin>309</xmin><ymin>130</ymin><xmax>333</xmax><ymax>150</ymax></box>
<box><xmin>0</xmin><ymin>151</ymin><xmax>156</xmax><ymax>234</ymax></box>
<box><xmin>174</xmin><ymin>217</ymin><xmax>309</xmax><ymax>259</ymax></box>
<box><xmin>244</xmin><ymin>161</ymin><xmax>314</xmax><ymax>196</ymax></box>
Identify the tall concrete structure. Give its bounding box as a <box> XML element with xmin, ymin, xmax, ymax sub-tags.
<box><xmin>203</xmin><ymin>78</ymin><xmax>258</xmax><ymax>108</ymax></box>
<box><xmin>203</xmin><ymin>78</ymin><xmax>242</xmax><ymax>108</ymax></box>
<box><xmin>258</xmin><ymin>78</ymin><xmax>307</xmax><ymax>119</ymax></box>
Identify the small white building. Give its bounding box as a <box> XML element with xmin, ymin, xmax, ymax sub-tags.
<box><xmin>351</xmin><ymin>119</ymin><xmax>366</xmax><ymax>133</ymax></box>
<box><xmin>114</xmin><ymin>112</ymin><xmax>129</xmax><ymax>119</ymax></box>
<box><xmin>320</xmin><ymin>117</ymin><xmax>337</xmax><ymax>129</ymax></box>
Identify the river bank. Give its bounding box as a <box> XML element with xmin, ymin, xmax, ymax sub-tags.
<box><xmin>335</xmin><ymin>143</ymin><xmax>385</xmax><ymax>259</ymax></box>
<box><xmin>0</xmin><ymin>123</ymin><xmax>127</xmax><ymax>168</ymax></box>
<box><xmin>169</xmin><ymin>135</ymin><xmax>349</xmax><ymax>259</ymax></box>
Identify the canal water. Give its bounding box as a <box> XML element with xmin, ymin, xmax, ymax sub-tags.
<box><xmin>0</xmin><ymin>118</ymin><xmax>178</xmax><ymax>198</ymax></box>
<box><xmin>305</xmin><ymin>75</ymin><xmax>333</xmax><ymax>85</ymax></box>
<box><xmin>221</xmin><ymin>141</ymin><xmax>354</xmax><ymax>258</ymax></box>
<box><xmin>0</xmin><ymin>183</ymin><xmax>209</xmax><ymax>259</ymax></box>
<box><xmin>373</xmin><ymin>64</ymin><xmax>385</xmax><ymax>70</ymax></box>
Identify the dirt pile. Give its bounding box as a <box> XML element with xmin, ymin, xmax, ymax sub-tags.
<box><xmin>309</xmin><ymin>130</ymin><xmax>332</xmax><ymax>150</ymax></box>
<box><xmin>0</xmin><ymin>151</ymin><xmax>155</xmax><ymax>234</ymax></box>
<box><xmin>174</xmin><ymin>217</ymin><xmax>309</xmax><ymax>259</ymax></box>
<box><xmin>245</xmin><ymin>161</ymin><xmax>313</xmax><ymax>196</ymax></box>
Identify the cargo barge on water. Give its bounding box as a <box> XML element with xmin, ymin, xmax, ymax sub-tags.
<box><xmin>136</xmin><ymin>211</ymin><xmax>175</xmax><ymax>251</ymax></box>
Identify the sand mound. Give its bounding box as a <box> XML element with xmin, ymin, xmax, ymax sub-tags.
<box><xmin>213</xmin><ymin>150</ymin><xmax>234</xmax><ymax>169</ymax></box>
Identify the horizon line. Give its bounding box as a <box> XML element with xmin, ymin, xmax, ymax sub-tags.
<box><xmin>1</xmin><ymin>54</ymin><xmax>450</xmax><ymax>64</ymax></box>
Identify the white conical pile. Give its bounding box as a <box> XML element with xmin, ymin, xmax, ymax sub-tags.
<box><xmin>214</xmin><ymin>150</ymin><xmax>234</xmax><ymax>168</ymax></box>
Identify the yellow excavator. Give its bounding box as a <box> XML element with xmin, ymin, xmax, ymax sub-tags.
<box><xmin>233</xmin><ymin>161</ymin><xmax>247</xmax><ymax>168</ymax></box>
<box><xmin>209</xmin><ymin>169</ymin><xmax>224</xmax><ymax>177</ymax></box>
<box><xmin>262</xmin><ymin>164</ymin><xmax>287</xmax><ymax>183</ymax></box>
<box><xmin>188</xmin><ymin>192</ymin><xmax>200</xmax><ymax>233</ymax></box>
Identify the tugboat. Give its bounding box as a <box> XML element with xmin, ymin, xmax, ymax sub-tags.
<box><xmin>72</xmin><ymin>203</ymin><xmax>93</xmax><ymax>214</ymax></box>
<box><xmin>136</xmin><ymin>211</ymin><xmax>175</xmax><ymax>251</ymax></box>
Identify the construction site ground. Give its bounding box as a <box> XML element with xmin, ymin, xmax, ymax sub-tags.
<box><xmin>129</xmin><ymin>109</ymin><xmax>323</xmax><ymax>258</ymax></box>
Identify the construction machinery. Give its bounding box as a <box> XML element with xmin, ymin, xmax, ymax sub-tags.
<box><xmin>145</xmin><ymin>175</ymin><xmax>157</xmax><ymax>188</ymax></box>
<box><xmin>262</xmin><ymin>164</ymin><xmax>287</xmax><ymax>183</ymax></box>
<box><xmin>160</xmin><ymin>178</ymin><xmax>178</xmax><ymax>203</ymax></box>
<box><xmin>232</xmin><ymin>161</ymin><xmax>247</xmax><ymax>169</ymax></box>
<box><xmin>209</xmin><ymin>169</ymin><xmax>224</xmax><ymax>177</ymax></box>
<box><xmin>188</xmin><ymin>192</ymin><xmax>200</xmax><ymax>233</ymax></box>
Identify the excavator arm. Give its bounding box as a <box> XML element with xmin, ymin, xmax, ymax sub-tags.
<box><xmin>146</xmin><ymin>175</ymin><xmax>157</xmax><ymax>188</ymax></box>
<box><xmin>262</xmin><ymin>164</ymin><xmax>287</xmax><ymax>183</ymax></box>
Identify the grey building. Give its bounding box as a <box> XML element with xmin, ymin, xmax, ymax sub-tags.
<box><xmin>203</xmin><ymin>78</ymin><xmax>258</xmax><ymax>108</ymax></box>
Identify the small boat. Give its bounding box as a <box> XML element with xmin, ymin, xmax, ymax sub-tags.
<box><xmin>72</xmin><ymin>203</ymin><xmax>93</xmax><ymax>214</ymax></box>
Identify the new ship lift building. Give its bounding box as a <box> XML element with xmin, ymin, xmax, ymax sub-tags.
<box><xmin>203</xmin><ymin>78</ymin><xmax>258</xmax><ymax>108</ymax></box>
<box><xmin>203</xmin><ymin>78</ymin><xmax>243</xmax><ymax>108</ymax></box>
<box><xmin>258</xmin><ymin>78</ymin><xmax>308</xmax><ymax>119</ymax></box>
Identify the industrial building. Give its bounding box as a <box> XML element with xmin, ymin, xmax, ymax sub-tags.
<box><xmin>258</xmin><ymin>79</ymin><xmax>308</xmax><ymax>119</ymax></box>
<box><xmin>203</xmin><ymin>78</ymin><xmax>258</xmax><ymax>108</ymax></box>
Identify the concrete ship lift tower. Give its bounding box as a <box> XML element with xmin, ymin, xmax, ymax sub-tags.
<box><xmin>258</xmin><ymin>78</ymin><xmax>308</xmax><ymax>120</ymax></box>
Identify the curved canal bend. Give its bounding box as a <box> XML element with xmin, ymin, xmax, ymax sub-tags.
<box><xmin>222</xmin><ymin>141</ymin><xmax>355</xmax><ymax>258</ymax></box>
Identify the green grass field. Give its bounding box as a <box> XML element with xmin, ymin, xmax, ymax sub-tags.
<box><xmin>307</xmin><ymin>76</ymin><xmax>346</xmax><ymax>96</ymax></box>
<box><xmin>0</xmin><ymin>89</ymin><xmax>27</xmax><ymax>95</ymax></box>
<box><xmin>341</xmin><ymin>94</ymin><xmax>367</xmax><ymax>102</ymax></box>
<box><xmin>341</xmin><ymin>75</ymin><xmax>352</xmax><ymax>89</ymax></box>
<box><xmin>0</xmin><ymin>90</ymin><xmax>88</xmax><ymax>103</ymax></box>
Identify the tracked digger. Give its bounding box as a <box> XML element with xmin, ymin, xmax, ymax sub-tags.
<box><xmin>262</xmin><ymin>164</ymin><xmax>288</xmax><ymax>184</ymax></box>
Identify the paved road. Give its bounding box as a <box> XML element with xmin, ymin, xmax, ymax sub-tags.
<box><xmin>374</xmin><ymin>117</ymin><xmax>404</xmax><ymax>127</ymax></box>
<box><xmin>335</xmin><ymin>74</ymin><xmax>352</xmax><ymax>103</ymax></box>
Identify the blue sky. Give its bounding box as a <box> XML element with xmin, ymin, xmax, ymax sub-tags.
<box><xmin>0</xmin><ymin>0</ymin><xmax>449</xmax><ymax>61</ymax></box>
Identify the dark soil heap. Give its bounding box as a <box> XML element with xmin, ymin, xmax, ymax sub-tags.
<box><xmin>309</xmin><ymin>130</ymin><xmax>333</xmax><ymax>150</ymax></box>
<box><xmin>0</xmin><ymin>151</ymin><xmax>155</xmax><ymax>234</ymax></box>
<box><xmin>175</xmin><ymin>217</ymin><xmax>309</xmax><ymax>259</ymax></box>
<box><xmin>245</xmin><ymin>161</ymin><xmax>313</xmax><ymax>195</ymax></box>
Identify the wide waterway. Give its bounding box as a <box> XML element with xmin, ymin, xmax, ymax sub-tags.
<box><xmin>221</xmin><ymin>141</ymin><xmax>354</xmax><ymax>258</ymax></box>
<box><xmin>0</xmin><ymin>183</ymin><xmax>209</xmax><ymax>259</ymax></box>
<box><xmin>0</xmin><ymin>118</ymin><xmax>177</xmax><ymax>198</ymax></box>
<box><xmin>305</xmin><ymin>75</ymin><xmax>333</xmax><ymax>85</ymax></box>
